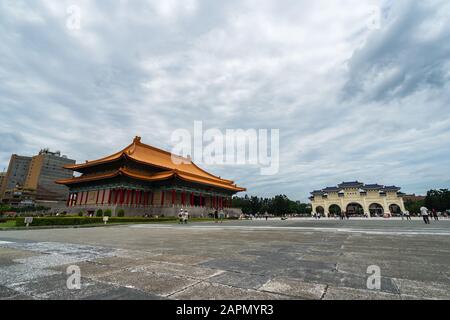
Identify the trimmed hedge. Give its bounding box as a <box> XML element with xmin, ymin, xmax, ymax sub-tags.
<box><xmin>116</xmin><ymin>209</ymin><xmax>124</xmax><ymax>217</ymax></box>
<box><xmin>15</xmin><ymin>216</ymin><xmax>177</xmax><ymax>227</ymax></box>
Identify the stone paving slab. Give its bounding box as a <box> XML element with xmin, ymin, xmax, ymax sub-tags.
<box><xmin>393</xmin><ymin>278</ymin><xmax>450</xmax><ymax>300</ymax></box>
<box><xmin>0</xmin><ymin>247</ymin><xmax>40</xmax><ymax>267</ymax></box>
<box><xmin>95</xmin><ymin>269</ymin><xmax>199</xmax><ymax>297</ymax></box>
<box><xmin>323</xmin><ymin>286</ymin><xmax>401</xmax><ymax>300</ymax></box>
<box><xmin>129</xmin><ymin>261</ymin><xmax>224</xmax><ymax>280</ymax></box>
<box><xmin>259</xmin><ymin>277</ymin><xmax>327</xmax><ymax>299</ymax></box>
<box><xmin>51</xmin><ymin>261</ymin><xmax>124</xmax><ymax>279</ymax></box>
<box><xmin>83</xmin><ymin>286</ymin><xmax>163</xmax><ymax>300</ymax></box>
<box><xmin>208</xmin><ymin>271</ymin><xmax>271</xmax><ymax>290</ymax></box>
<box><xmin>0</xmin><ymin>263</ymin><xmax>60</xmax><ymax>287</ymax></box>
<box><xmin>0</xmin><ymin>285</ymin><xmax>34</xmax><ymax>300</ymax></box>
<box><xmin>170</xmin><ymin>281</ymin><xmax>292</xmax><ymax>300</ymax></box>
<box><xmin>144</xmin><ymin>253</ymin><xmax>213</xmax><ymax>265</ymax></box>
<box><xmin>10</xmin><ymin>274</ymin><xmax>117</xmax><ymax>300</ymax></box>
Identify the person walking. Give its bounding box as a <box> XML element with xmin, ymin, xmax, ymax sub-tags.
<box><xmin>432</xmin><ymin>209</ymin><xmax>439</xmax><ymax>221</ymax></box>
<box><xmin>404</xmin><ymin>210</ymin><xmax>411</xmax><ymax>221</ymax></box>
<box><xmin>420</xmin><ymin>206</ymin><xmax>430</xmax><ymax>224</ymax></box>
<box><xmin>178</xmin><ymin>209</ymin><xmax>184</xmax><ymax>224</ymax></box>
<box><xmin>214</xmin><ymin>209</ymin><xmax>218</xmax><ymax>223</ymax></box>
<box><xmin>218</xmin><ymin>209</ymin><xmax>225</xmax><ymax>223</ymax></box>
<box><xmin>183</xmin><ymin>210</ymin><xmax>189</xmax><ymax>224</ymax></box>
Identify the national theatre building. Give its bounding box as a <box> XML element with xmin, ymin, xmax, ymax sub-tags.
<box><xmin>310</xmin><ymin>181</ymin><xmax>406</xmax><ymax>217</ymax></box>
<box><xmin>56</xmin><ymin>137</ymin><xmax>246</xmax><ymax>216</ymax></box>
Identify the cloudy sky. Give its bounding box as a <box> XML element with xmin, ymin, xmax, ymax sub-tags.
<box><xmin>1</xmin><ymin>0</ymin><xmax>449</xmax><ymax>201</ymax></box>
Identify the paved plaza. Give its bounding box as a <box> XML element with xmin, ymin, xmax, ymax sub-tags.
<box><xmin>1</xmin><ymin>218</ymin><xmax>449</xmax><ymax>300</ymax></box>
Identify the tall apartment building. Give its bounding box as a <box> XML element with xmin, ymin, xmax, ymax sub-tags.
<box><xmin>24</xmin><ymin>149</ymin><xmax>76</xmax><ymax>201</ymax></box>
<box><xmin>1</xmin><ymin>150</ymin><xmax>75</xmax><ymax>203</ymax></box>
<box><xmin>0</xmin><ymin>172</ymin><xmax>6</xmax><ymax>199</ymax></box>
<box><xmin>0</xmin><ymin>155</ymin><xmax>32</xmax><ymax>200</ymax></box>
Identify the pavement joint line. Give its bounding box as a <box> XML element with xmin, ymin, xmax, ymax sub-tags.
<box><xmin>165</xmin><ymin>279</ymin><xmax>206</xmax><ymax>298</ymax></box>
<box><xmin>195</xmin><ymin>279</ymin><xmax>298</xmax><ymax>300</ymax></box>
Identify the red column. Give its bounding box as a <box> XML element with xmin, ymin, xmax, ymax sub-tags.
<box><xmin>190</xmin><ymin>193</ymin><xmax>194</xmax><ymax>206</ymax></box>
<box><xmin>161</xmin><ymin>191</ymin><xmax>165</xmax><ymax>206</ymax></box>
<box><xmin>172</xmin><ymin>190</ymin><xmax>176</xmax><ymax>205</ymax></box>
<box><xmin>84</xmin><ymin>191</ymin><xmax>89</xmax><ymax>205</ymax></box>
<box><xmin>119</xmin><ymin>189</ymin><xmax>124</xmax><ymax>205</ymax></box>
<box><xmin>66</xmin><ymin>193</ymin><xmax>71</xmax><ymax>207</ymax></box>
<box><xmin>73</xmin><ymin>193</ymin><xmax>78</xmax><ymax>206</ymax></box>
<box><xmin>128</xmin><ymin>190</ymin><xmax>132</xmax><ymax>206</ymax></box>
<box><xmin>96</xmin><ymin>190</ymin><xmax>100</xmax><ymax>205</ymax></box>
<box><xmin>136</xmin><ymin>191</ymin><xmax>141</xmax><ymax>206</ymax></box>
<box><xmin>114</xmin><ymin>189</ymin><xmax>118</xmax><ymax>204</ymax></box>
<box><xmin>101</xmin><ymin>189</ymin><xmax>106</xmax><ymax>205</ymax></box>
<box><xmin>151</xmin><ymin>192</ymin><xmax>154</xmax><ymax>205</ymax></box>
<box><xmin>199</xmin><ymin>193</ymin><xmax>203</xmax><ymax>207</ymax></box>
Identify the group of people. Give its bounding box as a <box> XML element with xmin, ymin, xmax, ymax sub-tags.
<box><xmin>420</xmin><ymin>206</ymin><xmax>440</xmax><ymax>224</ymax></box>
<box><xmin>213</xmin><ymin>209</ymin><xmax>225</xmax><ymax>223</ymax></box>
<box><xmin>178</xmin><ymin>209</ymin><xmax>189</xmax><ymax>224</ymax></box>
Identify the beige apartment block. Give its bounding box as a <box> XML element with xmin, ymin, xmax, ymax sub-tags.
<box><xmin>310</xmin><ymin>181</ymin><xmax>406</xmax><ymax>217</ymax></box>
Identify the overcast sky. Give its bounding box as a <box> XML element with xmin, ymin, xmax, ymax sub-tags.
<box><xmin>1</xmin><ymin>0</ymin><xmax>449</xmax><ymax>201</ymax></box>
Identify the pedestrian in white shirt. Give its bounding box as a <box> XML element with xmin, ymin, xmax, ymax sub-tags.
<box><xmin>420</xmin><ymin>206</ymin><xmax>430</xmax><ymax>224</ymax></box>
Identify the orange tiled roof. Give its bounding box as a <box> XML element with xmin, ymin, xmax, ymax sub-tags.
<box><xmin>60</xmin><ymin>137</ymin><xmax>246</xmax><ymax>192</ymax></box>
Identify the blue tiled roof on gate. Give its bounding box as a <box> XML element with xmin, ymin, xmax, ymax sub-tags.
<box><xmin>311</xmin><ymin>182</ymin><xmax>402</xmax><ymax>195</ymax></box>
<box><xmin>337</xmin><ymin>181</ymin><xmax>364</xmax><ymax>188</ymax></box>
<box><xmin>322</xmin><ymin>187</ymin><xmax>341</xmax><ymax>192</ymax></box>
<box><xmin>382</xmin><ymin>186</ymin><xmax>401</xmax><ymax>192</ymax></box>
<box><xmin>362</xmin><ymin>184</ymin><xmax>384</xmax><ymax>190</ymax></box>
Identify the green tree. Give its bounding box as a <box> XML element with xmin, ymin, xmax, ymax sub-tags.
<box><xmin>96</xmin><ymin>209</ymin><xmax>103</xmax><ymax>217</ymax></box>
<box><xmin>425</xmin><ymin>189</ymin><xmax>450</xmax><ymax>211</ymax></box>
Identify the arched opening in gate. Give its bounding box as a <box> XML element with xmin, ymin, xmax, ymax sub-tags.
<box><xmin>316</xmin><ymin>206</ymin><xmax>325</xmax><ymax>217</ymax></box>
<box><xmin>346</xmin><ymin>203</ymin><xmax>364</xmax><ymax>216</ymax></box>
<box><xmin>328</xmin><ymin>204</ymin><xmax>342</xmax><ymax>217</ymax></box>
<box><xmin>369</xmin><ymin>203</ymin><xmax>384</xmax><ymax>217</ymax></box>
<box><xmin>389</xmin><ymin>204</ymin><xmax>401</xmax><ymax>215</ymax></box>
